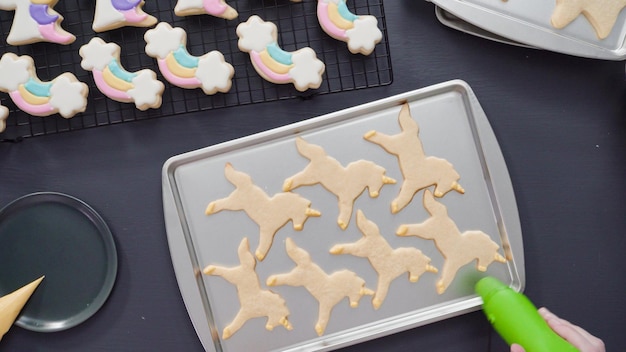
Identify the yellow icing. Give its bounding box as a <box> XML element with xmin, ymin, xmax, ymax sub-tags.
<box><xmin>102</xmin><ymin>66</ymin><xmax>133</xmax><ymax>91</ymax></box>
<box><xmin>18</xmin><ymin>84</ymin><xmax>49</xmax><ymax>105</ymax></box>
<box><xmin>259</xmin><ymin>50</ymin><xmax>292</xmax><ymax>75</ymax></box>
<box><xmin>328</xmin><ymin>2</ymin><xmax>354</xmax><ymax>30</ymax></box>
<box><xmin>165</xmin><ymin>52</ymin><xmax>196</xmax><ymax>79</ymax></box>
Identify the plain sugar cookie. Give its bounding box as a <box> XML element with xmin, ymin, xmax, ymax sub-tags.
<box><xmin>206</xmin><ymin>163</ymin><xmax>321</xmax><ymax>261</ymax></box>
<box><xmin>144</xmin><ymin>22</ymin><xmax>234</xmax><ymax>94</ymax></box>
<box><xmin>237</xmin><ymin>15</ymin><xmax>325</xmax><ymax>92</ymax></box>
<box><xmin>0</xmin><ymin>0</ymin><xmax>75</xmax><ymax>45</ymax></box>
<box><xmin>364</xmin><ymin>102</ymin><xmax>464</xmax><ymax>214</ymax></box>
<box><xmin>551</xmin><ymin>0</ymin><xmax>626</xmax><ymax>39</ymax></box>
<box><xmin>283</xmin><ymin>137</ymin><xmax>396</xmax><ymax>230</ymax></box>
<box><xmin>0</xmin><ymin>53</ymin><xmax>88</xmax><ymax>118</ymax></box>
<box><xmin>267</xmin><ymin>237</ymin><xmax>374</xmax><ymax>336</ymax></box>
<box><xmin>203</xmin><ymin>238</ymin><xmax>293</xmax><ymax>339</ymax></box>
<box><xmin>396</xmin><ymin>190</ymin><xmax>507</xmax><ymax>294</ymax></box>
<box><xmin>330</xmin><ymin>210</ymin><xmax>438</xmax><ymax>309</ymax></box>
<box><xmin>80</xmin><ymin>37</ymin><xmax>164</xmax><ymax>111</ymax></box>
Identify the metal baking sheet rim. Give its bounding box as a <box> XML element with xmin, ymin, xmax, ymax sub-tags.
<box><xmin>162</xmin><ymin>79</ymin><xmax>525</xmax><ymax>352</ymax></box>
<box><xmin>430</xmin><ymin>0</ymin><xmax>626</xmax><ymax>60</ymax></box>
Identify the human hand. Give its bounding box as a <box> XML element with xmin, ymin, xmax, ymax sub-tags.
<box><xmin>510</xmin><ymin>307</ymin><xmax>604</xmax><ymax>352</ymax></box>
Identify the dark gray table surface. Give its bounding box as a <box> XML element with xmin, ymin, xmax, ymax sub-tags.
<box><xmin>1</xmin><ymin>1</ymin><xmax>624</xmax><ymax>351</ymax></box>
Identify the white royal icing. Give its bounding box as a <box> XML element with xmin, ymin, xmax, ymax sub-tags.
<box><xmin>93</xmin><ymin>0</ymin><xmax>126</xmax><ymax>31</ymax></box>
<box><xmin>346</xmin><ymin>16</ymin><xmax>382</xmax><ymax>55</ymax></box>
<box><xmin>236</xmin><ymin>15</ymin><xmax>276</xmax><ymax>53</ymax></box>
<box><xmin>195</xmin><ymin>51</ymin><xmax>234</xmax><ymax>94</ymax></box>
<box><xmin>48</xmin><ymin>74</ymin><xmax>88</xmax><ymax>118</ymax></box>
<box><xmin>79</xmin><ymin>37</ymin><xmax>119</xmax><ymax>71</ymax></box>
<box><xmin>127</xmin><ymin>70</ymin><xmax>164</xmax><ymax>109</ymax></box>
<box><xmin>144</xmin><ymin>22</ymin><xmax>186</xmax><ymax>59</ymax></box>
<box><xmin>0</xmin><ymin>104</ymin><xmax>8</xmax><ymax>133</ymax></box>
<box><xmin>289</xmin><ymin>48</ymin><xmax>325</xmax><ymax>91</ymax></box>
<box><xmin>0</xmin><ymin>53</ymin><xmax>31</xmax><ymax>92</ymax></box>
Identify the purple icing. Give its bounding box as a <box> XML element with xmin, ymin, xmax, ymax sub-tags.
<box><xmin>29</xmin><ymin>4</ymin><xmax>59</xmax><ymax>25</ymax></box>
<box><xmin>111</xmin><ymin>0</ymin><xmax>141</xmax><ymax>12</ymax></box>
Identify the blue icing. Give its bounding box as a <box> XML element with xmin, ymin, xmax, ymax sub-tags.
<box><xmin>173</xmin><ymin>45</ymin><xmax>199</xmax><ymax>69</ymax></box>
<box><xmin>266</xmin><ymin>42</ymin><xmax>292</xmax><ymax>66</ymax></box>
<box><xmin>24</xmin><ymin>77</ymin><xmax>51</xmax><ymax>97</ymax></box>
<box><xmin>108</xmin><ymin>59</ymin><xmax>137</xmax><ymax>82</ymax></box>
<box><xmin>338</xmin><ymin>0</ymin><xmax>359</xmax><ymax>22</ymax></box>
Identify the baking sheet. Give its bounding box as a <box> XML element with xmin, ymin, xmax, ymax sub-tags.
<box><xmin>430</xmin><ymin>0</ymin><xmax>626</xmax><ymax>60</ymax></box>
<box><xmin>162</xmin><ymin>80</ymin><xmax>524</xmax><ymax>352</ymax></box>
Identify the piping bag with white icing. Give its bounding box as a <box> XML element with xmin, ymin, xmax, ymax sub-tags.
<box><xmin>0</xmin><ymin>276</ymin><xmax>44</xmax><ymax>341</ymax></box>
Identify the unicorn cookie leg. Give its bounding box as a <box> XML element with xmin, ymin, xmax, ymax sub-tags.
<box><xmin>174</xmin><ymin>0</ymin><xmax>237</xmax><ymax>20</ymax></box>
<box><xmin>80</xmin><ymin>38</ymin><xmax>164</xmax><ymax>111</ymax></box>
<box><xmin>144</xmin><ymin>22</ymin><xmax>234</xmax><ymax>95</ymax></box>
<box><xmin>92</xmin><ymin>0</ymin><xmax>157</xmax><ymax>32</ymax></box>
<box><xmin>237</xmin><ymin>15</ymin><xmax>325</xmax><ymax>92</ymax></box>
<box><xmin>0</xmin><ymin>53</ymin><xmax>88</xmax><ymax>118</ymax></box>
<box><xmin>298</xmin><ymin>0</ymin><xmax>382</xmax><ymax>55</ymax></box>
<box><xmin>0</xmin><ymin>0</ymin><xmax>75</xmax><ymax>45</ymax></box>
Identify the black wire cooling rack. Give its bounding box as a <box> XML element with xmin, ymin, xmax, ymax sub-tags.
<box><xmin>0</xmin><ymin>0</ymin><xmax>392</xmax><ymax>139</ymax></box>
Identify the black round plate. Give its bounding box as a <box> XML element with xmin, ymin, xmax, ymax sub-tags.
<box><xmin>0</xmin><ymin>192</ymin><xmax>117</xmax><ymax>332</ymax></box>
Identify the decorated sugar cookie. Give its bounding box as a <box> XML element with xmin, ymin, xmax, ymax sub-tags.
<box><xmin>174</xmin><ymin>0</ymin><xmax>237</xmax><ymax>19</ymax></box>
<box><xmin>0</xmin><ymin>53</ymin><xmax>88</xmax><ymax>118</ymax></box>
<box><xmin>0</xmin><ymin>0</ymin><xmax>75</xmax><ymax>45</ymax></box>
<box><xmin>551</xmin><ymin>0</ymin><xmax>626</xmax><ymax>39</ymax></box>
<box><xmin>283</xmin><ymin>137</ymin><xmax>396</xmax><ymax>230</ymax></box>
<box><xmin>205</xmin><ymin>163</ymin><xmax>321</xmax><ymax>261</ymax></box>
<box><xmin>267</xmin><ymin>238</ymin><xmax>373</xmax><ymax>336</ymax></box>
<box><xmin>364</xmin><ymin>103</ymin><xmax>464</xmax><ymax>214</ymax></box>
<box><xmin>203</xmin><ymin>238</ymin><xmax>293</xmax><ymax>339</ymax></box>
<box><xmin>92</xmin><ymin>0</ymin><xmax>157</xmax><ymax>32</ymax></box>
<box><xmin>396</xmin><ymin>190</ymin><xmax>507</xmax><ymax>294</ymax></box>
<box><xmin>330</xmin><ymin>210</ymin><xmax>438</xmax><ymax>309</ymax></box>
<box><xmin>0</xmin><ymin>104</ymin><xmax>8</xmax><ymax>133</ymax></box>
<box><xmin>236</xmin><ymin>15</ymin><xmax>325</xmax><ymax>92</ymax></box>
<box><xmin>311</xmin><ymin>0</ymin><xmax>382</xmax><ymax>55</ymax></box>
<box><xmin>80</xmin><ymin>37</ymin><xmax>164</xmax><ymax>111</ymax></box>
<box><xmin>144</xmin><ymin>22</ymin><xmax>234</xmax><ymax>95</ymax></box>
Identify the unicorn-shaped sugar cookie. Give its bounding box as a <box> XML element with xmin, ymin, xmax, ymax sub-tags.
<box><xmin>92</xmin><ymin>0</ymin><xmax>157</xmax><ymax>32</ymax></box>
<box><xmin>0</xmin><ymin>0</ymin><xmax>75</xmax><ymax>45</ymax></box>
<box><xmin>144</xmin><ymin>22</ymin><xmax>234</xmax><ymax>95</ymax></box>
<box><xmin>174</xmin><ymin>0</ymin><xmax>237</xmax><ymax>20</ymax></box>
<box><xmin>236</xmin><ymin>15</ymin><xmax>325</xmax><ymax>92</ymax></box>
<box><xmin>80</xmin><ymin>37</ymin><xmax>164</xmax><ymax>111</ymax></box>
<box><xmin>0</xmin><ymin>53</ymin><xmax>88</xmax><ymax>118</ymax></box>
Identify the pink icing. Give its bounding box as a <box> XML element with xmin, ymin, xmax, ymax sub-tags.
<box><xmin>122</xmin><ymin>8</ymin><xmax>148</xmax><ymax>23</ymax></box>
<box><xmin>93</xmin><ymin>70</ymin><xmax>133</xmax><ymax>101</ymax></box>
<box><xmin>203</xmin><ymin>0</ymin><xmax>227</xmax><ymax>16</ymax></box>
<box><xmin>157</xmin><ymin>59</ymin><xmax>201</xmax><ymax>88</ymax></box>
<box><xmin>250</xmin><ymin>51</ymin><xmax>291</xmax><ymax>83</ymax></box>
<box><xmin>317</xmin><ymin>2</ymin><xmax>347</xmax><ymax>39</ymax></box>
<box><xmin>9</xmin><ymin>90</ymin><xmax>54</xmax><ymax>116</ymax></box>
<box><xmin>38</xmin><ymin>23</ymin><xmax>74</xmax><ymax>44</ymax></box>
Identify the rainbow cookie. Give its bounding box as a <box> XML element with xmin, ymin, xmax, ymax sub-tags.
<box><xmin>0</xmin><ymin>53</ymin><xmax>88</xmax><ymax>118</ymax></box>
<box><xmin>144</xmin><ymin>22</ymin><xmax>234</xmax><ymax>95</ymax></box>
<box><xmin>0</xmin><ymin>0</ymin><xmax>75</xmax><ymax>45</ymax></box>
<box><xmin>80</xmin><ymin>38</ymin><xmax>165</xmax><ymax>111</ymax></box>
<box><xmin>291</xmin><ymin>0</ymin><xmax>382</xmax><ymax>55</ymax></box>
<box><xmin>236</xmin><ymin>15</ymin><xmax>325</xmax><ymax>92</ymax></box>
<box><xmin>174</xmin><ymin>0</ymin><xmax>237</xmax><ymax>19</ymax></box>
<box><xmin>92</xmin><ymin>0</ymin><xmax>157</xmax><ymax>32</ymax></box>
<box><xmin>0</xmin><ymin>104</ymin><xmax>8</xmax><ymax>133</ymax></box>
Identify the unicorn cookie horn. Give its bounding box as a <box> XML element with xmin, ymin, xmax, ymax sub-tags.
<box><xmin>92</xmin><ymin>0</ymin><xmax>157</xmax><ymax>32</ymax></box>
<box><xmin>174</xmin><ymin>0</ymin><xmax>238</xmax><ymax>20</ymax></box>
<box><xmin>144</xmin><ymin>22</ymin><xmax>234</xmax><ymax>95</ymax></box>
<box><xmin>0</xmin><ymin>0</ymin><xmax>75</xmax><ymax>45</ymax></box>
<box><xmin>0</xmin><ymin>53</ymin><xmax>89</xmax><ymax>119</ymax></box>
<box><xmin>0</xmin><ymin>276</ymin><xmax>44</xmax><ymax>341</ymax></box>
<box><xmin>237</xmin><ymin>15</ymin><xmax>325</xmax><ymax>92</ymax></box>
<box><xmin>80</xmin><ymin>37</ymin><xmax>164</xmax><ymax>111</ymax></box>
